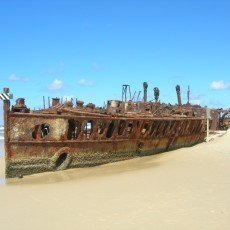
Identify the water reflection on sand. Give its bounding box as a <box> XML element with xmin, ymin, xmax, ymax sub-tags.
<box><xmin>0</xmin><ymin>178</ymin><xmax>5</xmax><ymax>185</ymax></box>
<box><xmin>4</xmin><ymin>153</ymin><xmax>168</xmax><ymax>186</ymax></box>
<box><xmin>0</xmin><ymin>140</ymin><xmax>4</xmax><ymax>157</ymax></box>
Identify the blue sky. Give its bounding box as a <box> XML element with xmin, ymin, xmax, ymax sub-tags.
<box><xmin>0</xmin><ymin>0</ymin><xmax>230</xmax><ymax>124</ymax></box>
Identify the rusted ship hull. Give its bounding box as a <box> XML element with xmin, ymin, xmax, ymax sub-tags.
<box><xmin>5</xmin><ymin>112</ymin><xmax>205</xmax><ymax>178</ymax></box>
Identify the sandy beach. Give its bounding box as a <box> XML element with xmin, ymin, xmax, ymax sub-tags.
<box><xmin>0</xmin><ymin>132</ymin><xmax>230</xmax><ymax>230</ymax></box>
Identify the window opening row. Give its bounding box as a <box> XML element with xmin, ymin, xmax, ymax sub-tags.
<box><xmin>32</xmin><ymin>119</ymin><xmax>201</xmax><ymax>140</ymax></box>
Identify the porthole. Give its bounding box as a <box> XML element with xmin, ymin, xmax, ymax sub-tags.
<box><xmin>32</xmin><ymin>123</ymin><xmax>50</xmax><ymax>140</ymax></box>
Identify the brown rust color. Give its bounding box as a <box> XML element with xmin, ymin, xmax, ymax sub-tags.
<box><xmin>3</xmin><ymin>85</ymin><xmax>219</xmax><ymax>178</ymax></box>
<box><xmin>5</xmin><ymin>110</ymin><xmax>205</xmax><ymax>178</ymax></box>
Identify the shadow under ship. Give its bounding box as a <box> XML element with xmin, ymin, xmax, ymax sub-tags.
<box><xmin>3</xmin><ymin>83</ymin><xmax>206</xmax><ymax>178</ymax></box>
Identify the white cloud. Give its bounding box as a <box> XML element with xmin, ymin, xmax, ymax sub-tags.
<box><xmin>190</xmin><ymin>93</ymin><xmax>205</xmax><ymax>105</ymax></box>
<box><xmin>47</xmin><ymin>78</ymin><xmax>63</xmax><ymax>91</ymax></box>
<box><xmin>210</xmin><ymin>80</ymin><xmax>230</xmax><ymax>90</ymax></box>
<box><xmin>9</xmin><ymin>73</ymin><xmax>29</xmax><ymax>82</ymax></box>
<box><xmin>63</xmin><ymin>95</ymin><xmax>74</xmax><ymax>102</ymax></box>
<box><xmin>190</xmin><ymin>99</ymin><xmax>201</xmax><ymax>105</ymax></box>
<box><xmin>9</xmin><ymin>74</ymin><xmax>20</xmax><ymax>81</ymax></box>
<box><xmin>78</xmin><ymin>78</ymin><xmax>94</xmax><ymax>87</ymax></box>
<box><xmin>191</xmin><ymin>93</ymin><xmax>205</xmax><ymax>100</ymax></box>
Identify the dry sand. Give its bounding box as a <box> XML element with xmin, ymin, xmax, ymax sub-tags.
<box><xmin>0</xmin><ymin>132</ymin><xmax>230</xmax><ymax>230</ymax></box>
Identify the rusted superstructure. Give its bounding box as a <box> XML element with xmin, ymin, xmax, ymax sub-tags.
<box><xmin>2</xmin><ymin>83</ymin><xmax>208</xmax><ymax>178</ymax></box>
<box><xmin>174</xmin><ymin>85</ymin><xmax>230</xmax><ymax>131</ymax></box>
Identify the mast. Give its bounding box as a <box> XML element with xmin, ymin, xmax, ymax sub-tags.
<box><xmin>187</xmin><ymin>85</ymin><xmax>190</xmax><ymax>104</ymax></box>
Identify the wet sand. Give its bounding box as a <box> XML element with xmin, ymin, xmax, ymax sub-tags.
<box><xmin>0</xmin><ymin>132</ymin><xmax>230</xmax><ymax>230</ymax></box>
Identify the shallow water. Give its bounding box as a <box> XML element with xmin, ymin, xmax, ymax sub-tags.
<box><xmin>0</xmin><ymin>140</ymin><xmax>4</xmax><ymax>157</ymax></box>
<box><xmin>0</xmin><ymin>140</ymin><xmax>5</xmax><ymax>184</ymax></box>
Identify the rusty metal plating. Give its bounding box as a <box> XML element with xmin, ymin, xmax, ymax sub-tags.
<box><xmin>1</xmin><ymin>83</ymin><xmax>228</xmax><ymax>178</ymax></box>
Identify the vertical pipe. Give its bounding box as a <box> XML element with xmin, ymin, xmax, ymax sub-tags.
<box><xmin>187</xmin><ymin>85</ymin><xmax>190</xmax><ymax>104</ymax></box>
<box><xmin>143</xmin><ymin>82</ymin><xmax>148</xmax><ymax>102</ymax></box>
<box><xmin>129</xmin><ymin>85</ymin><xmax>131</xmax><ymax>100</ymax></box>
<box><xmin>48</xmin><ymin>97</ymin><xmax>50</xmax><ymax>108</ymax></box>
<box><xmin>43</xmin><ymin>96</ymin><xmax>45</xmax><ymax>109</ymax></box>
<box><xmin>206</xmin><ymin>107</ymin><xmax>210</xmax><ymax>142</ymax></box>
<box><xmin>153</xmin><ymin>87</ymin><xmax>160</xmax><ymax>103</ymax></box>
<box><xmin>3</xmin><ymin>88</ymin><xmax>10</xmax><ymax>163</ymax></box>
<box><xmin>176</xmin><ymin>85</ymin><xmax>182</xmax><ymax>106</ymax></box>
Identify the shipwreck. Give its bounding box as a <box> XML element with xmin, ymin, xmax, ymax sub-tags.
<box><xmin>1</xmin><ymin>83</ymin><xmax>209</xmax><ymax>178</ymax></box>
